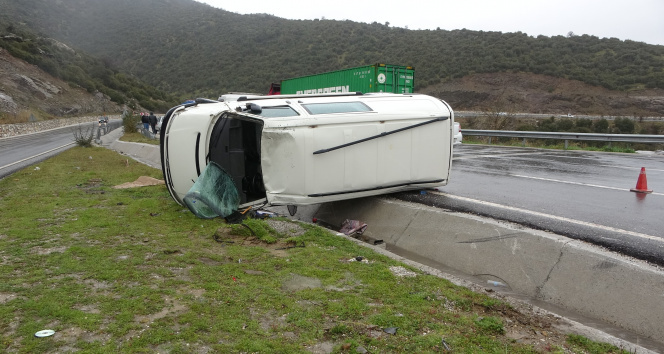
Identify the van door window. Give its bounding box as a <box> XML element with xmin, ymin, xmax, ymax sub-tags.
<box><xmin>257</xmin><ymin>106</ymin><xmax>300</xmax><ymax>118</ymax></box>
<box><xmin>301</xmin><ymin>102</ymin><xmax>372</xmax><ymax>115</ymax></box>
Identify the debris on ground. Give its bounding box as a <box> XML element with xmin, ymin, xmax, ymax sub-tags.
<box><xmin>113</xmin><ymin>176</ymin><xmax>164</xmax><ymax>189</ymax></box>
<box><xmin>339</xmin><ymin>219</ymin><xmax>368</xmax><ymax>236</ymax></box>
<box><xmin>389</xmin><ymin>266</ymin><xmax>418</xmax><ymax>278</ymax></box>
<box><xmin>254</xmin><ymin>210</ymin><xmax>277</xmax><ymax>219</ymax></box>
<box><xmin>34</xmin><ymin>330</ymin><xmax>55</xmax><ymax>338</ymax></box>
<box><xmin>183</xmin><ymin>162</ymin><xmax>239</xmax><ymax>219</ymax></box>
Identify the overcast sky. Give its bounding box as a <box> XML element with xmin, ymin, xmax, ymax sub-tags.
<box><xmin>195</xmin><ymin>0</ymin><xmax>664</xmax><ymax>46</ymax></box>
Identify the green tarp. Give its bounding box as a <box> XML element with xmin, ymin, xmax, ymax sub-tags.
<box><xmin>183</xmin><ymin>161</ymin><xmax>240</xmax><ymax>218</ymax></box>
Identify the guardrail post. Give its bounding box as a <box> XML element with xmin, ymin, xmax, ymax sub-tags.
<box><xmin>522</xmin><ymin>138</ymin><xmax>526</xmax><ymax>147</ymax></box>
<box><xmin>564</xmin><ymin>140</ymin><xmax>568</xmax><ymax>150</ymax></box>
<box><xmin>488</xmin><ymin>137</ymin><xmax>492</xmax><ymax>144</ymax></box>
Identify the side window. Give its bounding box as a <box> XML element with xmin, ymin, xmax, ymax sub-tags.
<box><xmin>257</xmin><ymin>106</ymin><xmax>300</xmax><ymax>118</ymax></box>
<box><xmin>301</xmin><ymin>102</ymin><xmax>372</xmax><ymax>115</ymax></box>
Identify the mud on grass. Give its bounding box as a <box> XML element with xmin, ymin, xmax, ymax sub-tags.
<box><xmin>0</xmin><ymin>147</ymin><xmax>629</xmax><ymax>353</ymax></box>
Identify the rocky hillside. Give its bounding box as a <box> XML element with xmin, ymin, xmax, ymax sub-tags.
<box><xmin>0</xmin><ymin>47</ymin><xmax>120</xmax><ymax>123</ymax></box>
<box><xmin>422</xmin><ymin>72</ymin><xmax>664</xmax><ymax>117</ymax></box>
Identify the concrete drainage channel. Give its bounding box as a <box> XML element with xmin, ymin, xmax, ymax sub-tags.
<box><xmin>307</xmin><ymin>197</ymin><xmax>664</xmax><ymax>352</ymax></box>
<box><xmin>98</xmin><ymin>130</ymin><xmax>664</xmax><ymax>352</ymax></box>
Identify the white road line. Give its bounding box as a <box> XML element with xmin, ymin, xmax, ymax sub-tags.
<box><xmin>430</xmin><ymin>191</ymin><xmax>663</xmax><ymax>243</ymax></box>
<box><xmin>511</xmin><ymin>174</ymin><xmax>664</xmax><ymax>196</ymax></box>
<box><xmin>0</xmin><ymin>143</ymin><xmax>74</xmax><ymax>170</ymax></box>
<box><xmin>532</xmin><ymin>154</ymin><xmax>664</xmax><ymax>173</ymax></box>
<box><xmin>453</xmin><ymin>152</ymin><xmax>545</xmax><ymax>160</ymax></box>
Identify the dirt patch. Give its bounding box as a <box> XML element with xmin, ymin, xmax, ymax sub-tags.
<box><xmin>281</xmin><ymin>273</ymin><xmax>322</xmax><ymax>292</ymax></box>
<box><xmin>0</xmin><ymin>293</ymin><xmax>17</xmax><ymax>304</ymax></box>
<box><xmin>134</xmin><ymin>296</ymin><xmax>188</xmax><ymax>325</ymax></box>
<box><xmin>498</xmin><ymin>303</ymin><xmax>568</xmax><ymax>352</ymax></box>
<box><xmin>32</xmin><ymin>246</ymin><xmax>68</xmax><ymax>255</ymax></box>
<box><xmin>113</xmin><ymin>176</ymin><xmax>165</xmax><ymax>189</ymax></box>
<box><xmin>83</xmin><ymin>279</ymin><xmax>111</xmax><ymax>290</ymax></box>
<box><xmin>389</xmin><ymin>266</ymin><xmax>418</xmax><ymax>277</ymax></box>
<box><xmin>265</xmin><ymin>219</ymin><xmax>306</xmax><ymax>237</ymax></box>
<box><xmin>198</xmin><ymin>257</ymin><xmax>222</xmax><ymax>266</ymax></box>
<box><xmin>56</xmin><ymin>326</ymin><xmax>112</xmax><ymax>345</ymax></box>
<box><xmin>73</xmin><ymin>304</ymin><xmax>101</xmax><ymax>314</ymax></box>
<box><xmin>169</xmin><ymin>266</ymin><xmax>193</xmax><ymax>281</ymax></box>
<box><xmin>325</xmin><ymin>271</ymin><xmax>362</xmax><ymax>292</ymax></box>
<box><xmin>249</xmin><ymin>308</ymin><xmax>288</xmax><ymax>331</ymax></box>
<box><xmin>214</xmin><ymin>227</ymin><xmax>305</xmax><ymax>257</ymax></box>
<box><xmin>306</xmin><ymin>341</ymin><xmax>338</xmax><ymax>354</ymax></box>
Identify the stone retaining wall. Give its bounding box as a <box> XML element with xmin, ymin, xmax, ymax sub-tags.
<box><xmin>0</xmin><ymin>115</ymin><xmax>121</xmax><ymax>138</ymax></box>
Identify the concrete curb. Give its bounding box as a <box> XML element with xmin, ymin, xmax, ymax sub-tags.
<box><xmin>98</xmin><ymin>128</ymin><xmax>161</xmax><ymax>169</ymax></box>
<box><xmin>314</xmin><ymin>197</ymin><xmax>664</xmax><ymax>350</ymax></box>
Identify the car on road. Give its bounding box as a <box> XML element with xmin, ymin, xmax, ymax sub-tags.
<box><xmin>155</xmin><ymin>116</ymin><xmax>163</xmax><ymax>133</ymax></box>
<box><xmin>160</xmin><ymin>93</ymin><xmax>455</xmax><ymax>216</ymax></box>
<box><xmin>453</xmin><ymin>122</ymin><xmax>462</xmax><ymax>145</ymax></box>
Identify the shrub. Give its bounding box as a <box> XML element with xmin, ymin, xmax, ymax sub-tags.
<box><xmin>575</xmin><ymin>118</ymin><xmax>593</xmax><ymax>129</ymax></box>
<box><xmin>592</xmin><ymin>118</ymin><xmax>609</xmax><ymax>133</ymax></box>
<box><xmin>71</xmin><ymin>124</ymin><xmax>95</xmax><ymax>147</ymax></box>
<box><xmin>556</xmin><ymin>119</ymin><xmax>574</xmax><ymax>131</ymax></box>
<box><xmin>613</xmin><ymin>117</ymin><xmax>635</xmax><ymax>134</ymax></box>
<box><xmin>122</xmin><ymin>113</ymin><xmax>141</xmax><ymax>134</ymax></box>
<box><xmin>638</xmin><ymin>122</ymin><xmax>663</xmax><ymax>135</ymax></box>
<box><xmin>537</xmin><ymin>117</ymin><xmax>557</xmax><ymax>131</ymax></box>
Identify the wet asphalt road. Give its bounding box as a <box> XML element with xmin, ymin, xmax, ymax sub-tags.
<box><xmin>0</xmin><ymin>125</ymin><xmax>79</xmax><ymax>179</ymax></box>
<box><xmin>0</xmin><ymin>122</ymin><xmax>122</xmax><ymax>180</ymax></box>
<box><xmin>397</xmin><ymin>144</ymin><xmax>664</xmax><ymax>265</ymax></box>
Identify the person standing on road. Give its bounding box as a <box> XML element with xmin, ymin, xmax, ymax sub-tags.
<box><xmin>148</xmin><ymin>112</ymin><xmax>158</xmax><ymax>134</ymax></box>
<box><xmin>141</xmin><ymin>113</ymin><xmax>149</xmax><ymax>132</ymax></box>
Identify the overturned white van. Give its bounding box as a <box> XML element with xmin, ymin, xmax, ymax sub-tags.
<box><xmin>159</xmin><ymin>92</ymin><xmax>454</xmax><ymax>217</ymax></box>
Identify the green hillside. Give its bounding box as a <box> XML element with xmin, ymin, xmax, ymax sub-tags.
<box><xmin>2</xmin><ymin>0</ymin><xmax>663</xmax><ymax>99</ymax></box>
<box><xmin>0</xmin><ymin>21</ymin><xmax>178</xmax><ymax>112</ymax></box>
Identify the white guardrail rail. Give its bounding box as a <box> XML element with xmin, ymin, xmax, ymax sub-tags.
<box><xmin>462</xmin><ymin>130</ymin><xmax>664</xmax><ymax>149</ymax></box>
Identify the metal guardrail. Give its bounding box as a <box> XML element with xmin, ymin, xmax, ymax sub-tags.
<box><xmin>455</xmin><ymin>111</ymin><xmax>664</xmax><ymax>122</ymax></box>
<box><xmin>462</xmin><ymin>129</ymin><xmax>664</xmax><ymax>148</ymax></box>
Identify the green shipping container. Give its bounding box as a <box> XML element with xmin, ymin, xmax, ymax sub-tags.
<box><xmin>279</xmin><ymin>64</ymin><xmax>415</xmax><ymax>95</ymax></box>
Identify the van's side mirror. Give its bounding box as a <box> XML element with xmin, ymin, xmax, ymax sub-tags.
<box><xmin>246</xmin><ymin>103</ymin><xmax>262</xmax><ymax>114</ymax></box>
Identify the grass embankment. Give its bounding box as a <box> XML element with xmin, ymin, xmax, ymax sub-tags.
<box><xmin>120</xmin><ymin>131</ymin><xmax>160</xmax><ymax>145</ymax></box>
<box><xmin>0</xmin><ymin>147</ymin><xmax>627</xmax><ymax>353</ymax></box>
<box><xmin>462</xmin><ymin>136</ymin><xmax>640</xmax><ymax>153</ymax></box>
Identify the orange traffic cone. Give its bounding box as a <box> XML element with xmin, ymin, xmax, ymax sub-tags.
<box><xmin>630</xmin><ymin>167</ymin><xmax>653</xmax><ymax>194</ymax></box>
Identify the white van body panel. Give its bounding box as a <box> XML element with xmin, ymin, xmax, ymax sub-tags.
<box><xmin>162</xmin><ymin>93</ymin><xmax>454</xmax><ymax>207</ymax></box>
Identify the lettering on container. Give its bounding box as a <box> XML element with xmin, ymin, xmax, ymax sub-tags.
<box><xmin>296</xmin><ymin>85</ymin><xmax>350</xmax><ymax>95</ymax></box>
